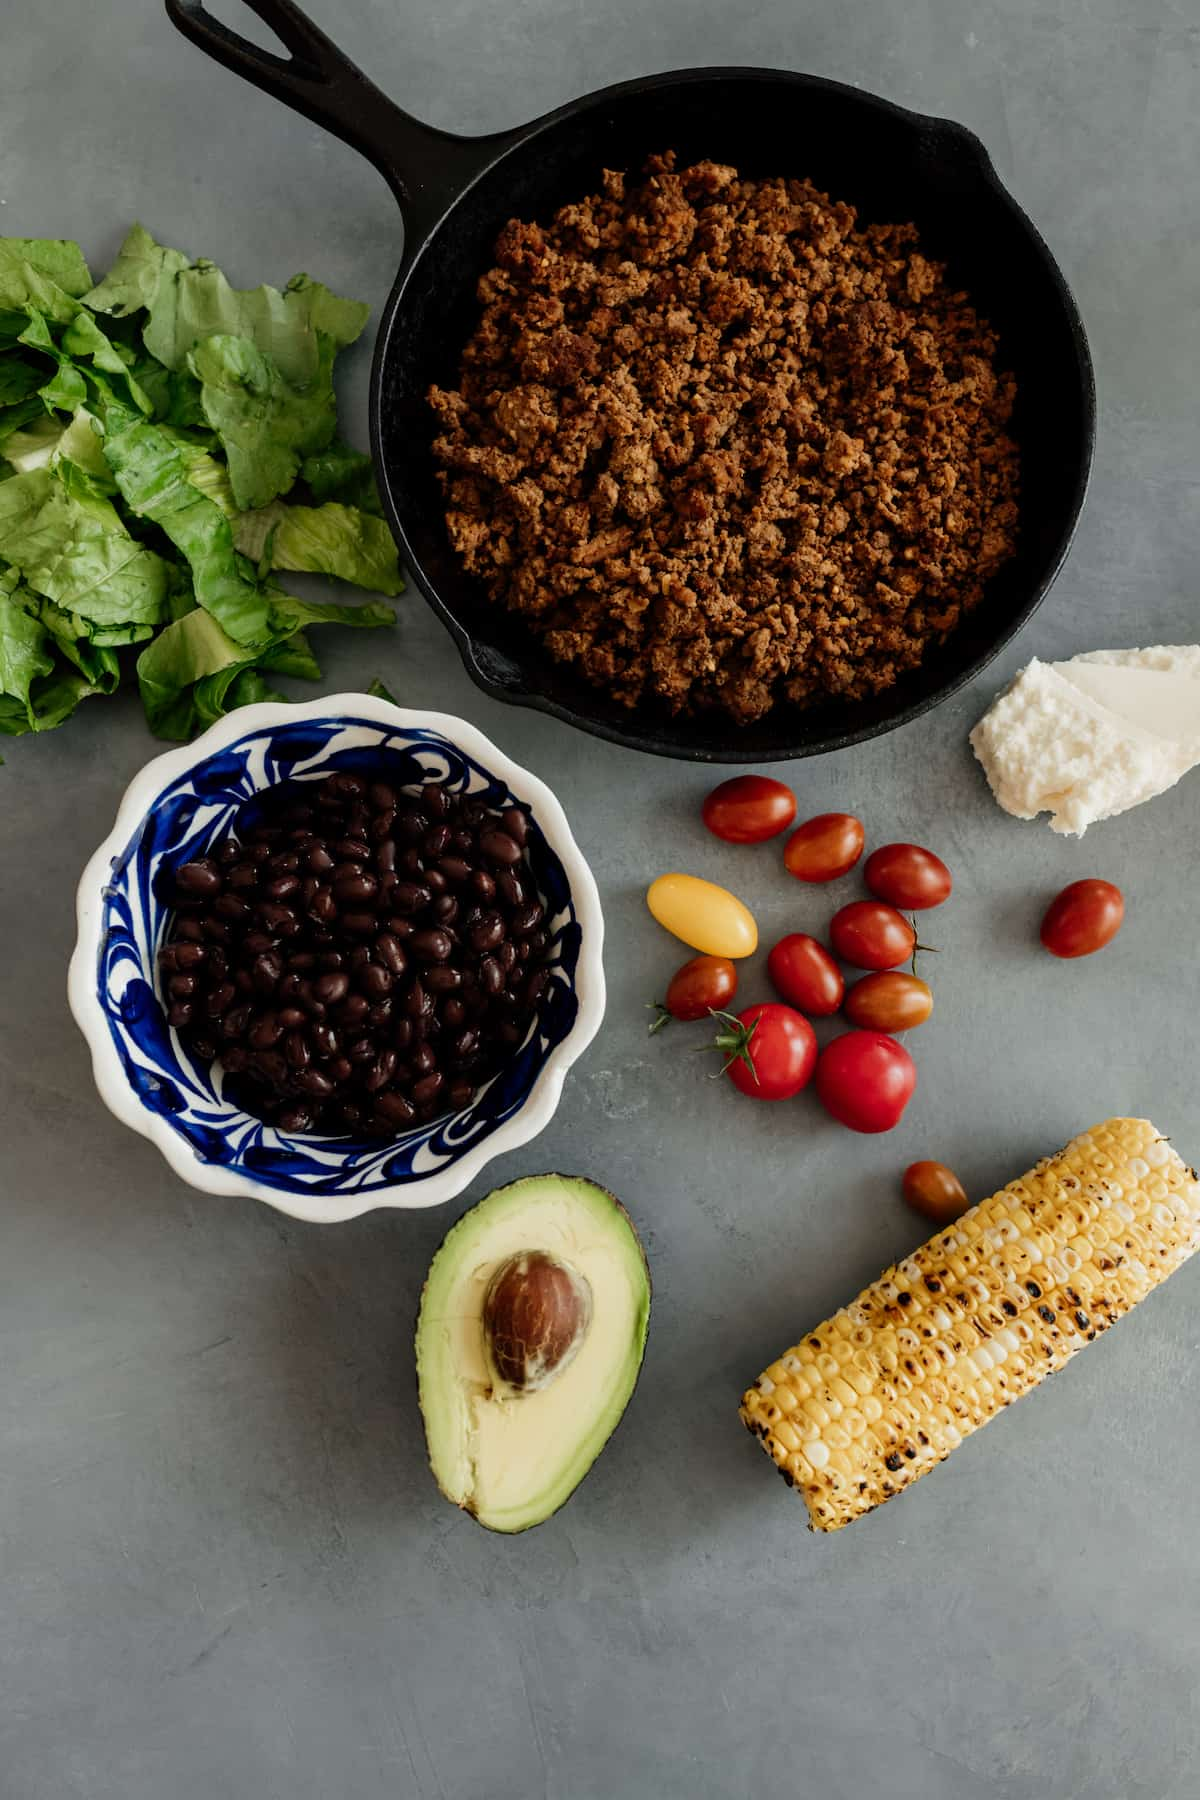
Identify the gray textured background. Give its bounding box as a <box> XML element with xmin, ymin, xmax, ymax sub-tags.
<box><xmin>2</xmin><ymin>2</ymin><xmax>1198</xmax><ymax>1796</ymax></box>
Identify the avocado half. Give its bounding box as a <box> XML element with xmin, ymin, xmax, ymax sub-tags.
<box><xmin>415</xmin><ymin>1174</ymin><xmax>651</xmax><ymax>1533</ymax></box>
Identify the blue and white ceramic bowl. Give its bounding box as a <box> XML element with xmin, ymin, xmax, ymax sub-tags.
<box><xmin>68</xmin><ymin>695</ymin><xmax>605</xmax><ymax>1222</ymax></box>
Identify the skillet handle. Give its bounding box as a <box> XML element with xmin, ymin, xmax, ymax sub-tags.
<box><xmin>164</xmin><ymin>0</ymin><xmax>491</xmax><ymax>236</ymax></box>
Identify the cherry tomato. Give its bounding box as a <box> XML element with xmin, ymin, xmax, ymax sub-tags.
<box><xmin>766</xmin><ymin>933</ymin><xmax>844</xmax><ymax>1016</ymax></box>
<box><xmin>815</xmin><ymin>1031</ymin><xmax>916</xmax><ymax>1133</ymax></box>
<box><xmin>864</xmin><ymin>842</ymin><xmax>952</xmax><ymax>910</ymax></box>
<box><xmin>714</xmin><ymin>1003</ymin><xmax>817</xmax><ymax>1101</ymax></box>
<box><xmin>652</xmin><ymin>954</ymin><xmax>737</xmax><ymax>1029</ymax></box>
<box><xmin>702</xmin><ymin>775</ymin><xmax>796</xmax><ymax>844</ymax></box>
<box><xmin>1040</xmin><ymin>879</ymin><xmax>1124</xmax><ymax>959</ymax></box>
<box><xmin>844</xmin><ymin>971</ymin><xmax>932</xmax><ymax>1032</ymax></box>
<box><xmin>829</xmin><ymin>901</ymin><xmax>916</xmax><ymax>971</ymax></box>
<box><xmin>647</xmin><ymin>873</ymin><xmax>758</xmax><ymax>958</ymax></box>
<box><xmin>783</xmin><ymin>812</ymin><xmax>865</xmax><ymax>883</ymax></box>
<box><xmin>902</xmin><ymin>1160</ymin><xmax>969</xmax><ymax>1225</ymax></box>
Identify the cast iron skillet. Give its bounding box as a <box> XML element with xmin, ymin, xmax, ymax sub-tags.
<box><xmin>165</xmin><ymin>0</ymin><xmax>1095</xmax><ymax>762</ymax></box>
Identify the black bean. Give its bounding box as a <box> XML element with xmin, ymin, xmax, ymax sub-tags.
<box><xmin>328</xmin><ymin>1057</ymin><xmax>353</xmax><ymax>1085</ymax></box>
<box><xmin>523</xmin><ymin>969</ymin><xmax>550</xmax><ymax>1009</ymax></box>
<box><xmin>311</xmin><ymin>1023</ymin><xmax>340</xmax><ymax>1059</ymax></box>
<box><xmin>241</xmin><ymin>932</ymin><xmax>272</xmax><ymax>958</ymax></box>
<box><xmin>249</xmin><ymin>1013</ymin><xmax>283</xmax><ymax>1049</ymax></box>
<box><xmin>391</xmin><ymin>881</ymin><xmax>431</xmax><ymax>916</ymax></box>
<box><xmin>202</xmin><ymin>918</ymin><xmax>231</xmax><ymax>944</ymax></box>
<box><xmin>346</xmin><ymin>1036</ymin><xmax>375</xmax><ymax>1063</ymax></box>
<box><xmin>498</xmin><ymin>1021</ymin><xmax>524</xmax><ymax>1046</ymax></box>
<box><xmin>357</xmin><ymin>963</ymin><xmax>392</xmax><ymax>999</ymax></box>
<box><xmin>410</xmin><ymin>928</ymin><xmax>452</xmax><ymax>963</ymax></box>
<box><xmin>228</xmin><ymin>862</ymin><xmax>258</xmax><ymax>891</ymax></box>
<box><xmin>367</xmin><ymin>999</ymin><xmax>393</xmax><ymax>1027</ymax></box>
<box><xmin>294</xmin><ymin>1068</ymin><xmax>335</xmax><ymax>1099</ymax></box>
<box><xmin>393</xmin><ymin>1018</ymin><xmax>414</xmax><ymax>1052</ymax></box>
<box><xmin>342</xmin><ymin>912</ymin><xmax>378</xmax><ymax>935</ymax></box>
<box><xmin>425</xmin><ymin>869</ymin><xmax>448</xmax><ymax>896</ymax></box>
<box><xmin>158</xmin><ymin>944</ymin><xmax>182</xmax><ymax>974</ymax></box>
<box><xmin>462</xmin><ymin>988</ymin><xmax>489</xmax><ymax>1019</ymax></box>
<box><xmin>289</xmin><ymin>952</ymin><xmax>316</xmax><ymax>972</ymax></box>
<box><xmin>451</xmin><ymin>1028</ymin><xmax>481</xmax><ymax>1062</ymax></box>
<box><xmin>450</xmin><ymin>828</ymin><xmax>474</xmax><ymax>855</ymax></box>
<box><xmin>167</xmin><ymin>1000</ymin><xmax>194</xmax><ymax>1028</ymax></box>
<box><xmin>430</xmin><ymin>894</ymin><xmax>459</xmax><ymax>928</ymax></box>
<box><xmin>400</xmin><ymin>846</ymin><xmax>425</xmax><ymax>877</ymax></box>
<box><xmin>168</xmin><ymin>973</ymin><xmax>198</xmax><ymax>999</ymax></box>
<box><xmin>497</xmin><ymin>941</ymin><xmax>518</xmax><ymax>974</ymax></box>
<box><xmin>440</xmin><ymin>997</ymin><xmax>467</xmax><ymax>1031</ymax></box>
<box><xmin>220</xmin><ymin>1045</ymin><xmax>249</xmax><ymax>1072</ymax></box>
<box><xmin>234</xmin><ymin>969</ymin><xmax>254</xmax><ymax>995</ymax></box>
<box><xmin>438</xmin><ymin>857</ymin><xmax>472</xmax><ymax>886</ymax></box>
<box><xmin>284</xmin><ymin>1030</ymin><xmax>310</xmax><ymax>1069</ymax></box>
<box><xmin>217</xmin><ymin>840</ymin><xmax>241</xmax><ymax>866</ymax></box>
<box><xmin>370</xmin><ymin>782</ymin><xmax>397</xmax><ymax>812</ymax></box>
<box><xmin>277</xmin><ymin>1007</ymin><xmax>306</xmax><ymax>1029</ymax></box>
<box><xmin>328</xmin><ymin>773</ymin><xmax>365</xmax><ymax>802</ymax></box>
<box><xmin>501</xmin><ymin>806</ymin><xmax>529</xmax><ymax>847</ymax></box>
<box><xmin>338</xmin><ymin>1099</ymin><xmax>365</xmax><ymax>1129</ymax></box>
<box><xmin>347</xmin><ymin>946</ymin><xmax>371</xmax><ymax>971</ymax></box>
<box><xmin>495</xmin><ymin>869</ymin><xmax>527</xmax><ymax>909</ymax></box>
<box><xmin>297</xmin><ymin>982</ymin><xmax>325</xmax><ymax>1019</ymax></box>
<box><xmin>406</xmin><ymin>980</ymin><xmax>434</xmax><ymax>1022</ymax></box>
<box><xmin>374</xmin><ymin>1090</ymin><xmax>417</xmax><ymax>1127</ymax></box>
<box><xmin>479</xmin><ymin>956</ymin><xmax>504</xmax><ymax>996</ymax></box>
<box><xmin>205</xmin><ymin>982</ymin><xmax>236</xmax><ymax>1018</ymax></box>
<box><xmin>333</xmin><ymin>872</ymin><xmax>378</xmax><ymax>907</ymax></box>
<box><xmin>222</xmin><ymin>1004</ymin><xmax>252</xmax><ymax>1040</ymax></box>
<box><xmin>424</xmin><ymin>784</ymin><xmax>451</xmax><ymax>819</ymax></box>
<box><xmin>266</xmin><ymin>874</ymin><xmax>301</xmax><ymax>902</ymax></box>
<box><xmin>314</xmin><ymin>971</ymin><xmax>350</xmax><ymax>1005</ymax></box>
<box><xmin>176</xmin><ymin>859</ymin><xmax>222</xmax><ymax>896</ymax></box>
<box><xmin>425</xmin><ymin>965</ymin><xmax>462</xmax><ymax>993</ymax></box>
<box><xmin>316</xmin><ymin>951</ymin><xmax>345</xmax><ymax>972</ymax></box>
<box><xmin>423</xmin><ymin>824</ymin><xmax>452</xmax><ymax>858</ymax></box>
<box><xmin>523</xmin><ymin>929</ymin><xmax>550</xmax><ymax>961</ymax></box>
<box><xmin>259</xmin><ymin>904</ymin><xmax>300</xmax><ymax>937</ymax></box>
<box><xmin>190</xmin><ymin>1035</ymin><xmax>218</xmax><ymax>1062</ymax></box>
<box><xmin>251</xmin><ymin>1049</ymin><xmax>288</xmax><ymax>1085</ymax></box>
<box><xmin>509</xmin><ymin>901</ymin><xmax>545</xmax><ymax>936</ymax></box>
<box><xmin>384</xmin><ymin>917</ymin><xmax>414</xmax><ymax>939</ymax></box>
<box><xmin>307</xmin><ymin>843</ymin><xmax>335</xmax><ymax>874</ymax></box>
<box><xmin>337</xmin><ymin>993</ymin><xmax>370</xmax><ymax>1027</ymax></box>
<box><xmin>412</xmin><ymin>1072</ymin><xmax>445</xmax><ymax>1109</ymax></box>
<box><xmin>469</xmin><ymin>912</ymin><xmax>505</xmax><ymax>953</ymax></box>
<box><xmin>173</xmin><ymin>917</ymin><xmax>205</xmax><ymax>943</ymax></box>
<box><xmin>395</xmin><ymin>811</ymin><xmax>427</xmax><ymax>844</ymax></box>
<box><xmin>278</xmin><ymin>972</ymin><xmax>303</xmax><ymax>1003</ymax></box>
<box><xmin>375</xmin><ymin>839</ymin><xmax>397</xmax><ymax>874</ymax></box>
<box><xmin>374</xmin><ymin>932</ymin><xmax>408</xmax><ymax>976</ymax></box>
<box><xmin>364</xmin><ymin>1050</ymin><xmax>397</xmax><ymax>1092</ymax></box>
<box><xmin>471</xmin><ymin>869</ymin><xmax>496</xmax><ymax>902</ymax></box>
<box><xmin>479</xmin><ymin>829</ymin><xmax>521</xmax><ymax>867</ymax></box>
<box><xmin>277</xmin><ymin>1105</ymin><xmax>316</xmax><ymax>1133</ymax></box>
<box><xmin>410</xmin><ymin>1042</ymin><xmax>438</xmax><ymax>1079</ymax></box>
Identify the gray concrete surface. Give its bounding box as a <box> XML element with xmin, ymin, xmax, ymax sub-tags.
<box><xmin>2</xmin><ymin>2</ymin><xmax>1199</xmax><ymax>1795</ymax></box>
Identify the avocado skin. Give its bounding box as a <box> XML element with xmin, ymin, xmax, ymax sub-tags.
<box><xmin>414</xmin><ymin>1173</ymin><xmax>651</xmax><ymax>1533</ymax></box>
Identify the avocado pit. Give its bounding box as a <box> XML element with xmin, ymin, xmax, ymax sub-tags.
<box><xmin>483</xmin><ymin>1250</ymin><xmax>593</xmax><ymax>1393</ymax></box>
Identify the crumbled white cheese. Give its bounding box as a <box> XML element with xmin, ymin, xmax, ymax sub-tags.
<box><xmin>969</xmin><ymin>646</ymin><xmax>1200</xmax><ymax>835</ymax></box>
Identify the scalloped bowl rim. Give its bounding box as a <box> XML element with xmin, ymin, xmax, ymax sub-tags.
<box><xmin>67</xmin><ymin>694</ymin><xmax>606</xmax><ymax>1222</ymax></box>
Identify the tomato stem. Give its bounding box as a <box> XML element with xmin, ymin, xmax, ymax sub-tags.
<box><xmin>647</xmin><ymin>1002</ymin><xmax>672</xmax><ymax>1036</ymax></box>
<box><xmin>706</xmin><ymin>1007</ymin><xmax>761</xmax><ymax>1084</ymax></box>
<box><xmin>910</xmin><ymin>915</ymin><xmax>939</xmax><ymax>977</ymax></box>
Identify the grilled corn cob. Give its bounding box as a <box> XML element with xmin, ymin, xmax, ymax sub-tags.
<box><xmin>740</xmin><ymin>1119</ymin><xmax>1200</xmax><ymax>1530</ymax></box>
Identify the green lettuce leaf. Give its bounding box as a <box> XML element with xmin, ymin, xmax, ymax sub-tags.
<box><xmin>234</xmin><ymin>499</ymin><xmax>401</xmax><ymax>594</ymax></box>
<box><xmin>300</xmin><ymin>439</ymin><xmax>383</xmax><ymax>515</ymax></box>
<box><xmin>0</xmin><ymin>465</ymin><xmax>171</xmax><ymax>625</ymax></box>
<box><xmin>189</xmin><ymin>332</ymin><xmax>338</xmax><ymax>510</ymax></box>
<box><xmin>0</xmin><ymin>357</ymin><xmax>48</xmax><ymax>407</ymax></box>
<box><xmin>265</xmin><ymin>590</ymin><xmax>394</xmax><ymax>638</ymax></box>
<box><xmin>88</xmin><ymin>226</ymin><xmax>368</xmax><ymax>383</ymax></box>
<box><xmin>0</xmin><ymin>239</ymin><xmax>91</xmax><ymax>322</ymax></box>
<box><xmin>1</xmin><ymin>414</ymin><xmax>61</xmax><ymax>473</ymax></box>
<box><xmin>0</xmin><ymin>573</ymin><xmax>55</xmax><ymax>723</ymax></box>
<box><xmin>101</xmin><ymin>417</ymin><xmax>270</xmax><ymax>644</ymax></box>
<box><xmin>61</xmin><ymin>311</ymin><xmax>154</xmax><ymax>415</ymax></box>
<box><xmin>36</xmin><ymin>597</ymin><xmax>122</xmax><ymax>686</ymax></box>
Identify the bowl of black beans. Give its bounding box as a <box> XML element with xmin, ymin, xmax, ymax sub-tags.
<box><xmin>69</xmin><ymin>693</ymin><xmax>605</xmax><ymax>1221</ymax></box>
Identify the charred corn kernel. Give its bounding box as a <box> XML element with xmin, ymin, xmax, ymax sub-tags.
<box><xmin>645</xmin><ymin>873</ymin><xmax>757</xmax><ymax>958</ymax></box>
<box><xmin>741</xmin><ymin>1120</ymin><xmax>1200</xmax><ymax>1531</ymax></box>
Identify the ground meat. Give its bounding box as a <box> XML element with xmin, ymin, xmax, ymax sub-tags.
<box><xmin>429</xmin><ymin>154</ymin><xmax>1020</xmax><ymax>724</ymax></box>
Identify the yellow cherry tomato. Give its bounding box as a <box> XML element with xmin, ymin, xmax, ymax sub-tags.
<box><xmin>646</xmin><ymin>873</ymin><xmax>758</xmax><ymax>959</ymax></box>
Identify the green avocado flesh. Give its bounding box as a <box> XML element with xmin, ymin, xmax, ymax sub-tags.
<box><xmin>415</xmin><ymin>1174</ymin><xmax>651</xmax><ymax>1533</ymax></box>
